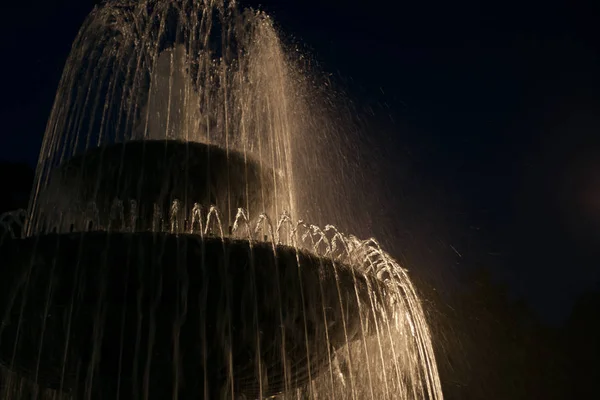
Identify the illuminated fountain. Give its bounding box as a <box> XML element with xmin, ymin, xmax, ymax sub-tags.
<box><xmin>0</xmin><ymin>1</ymin><xmax>442</xmax><ymax>399</ymax></box>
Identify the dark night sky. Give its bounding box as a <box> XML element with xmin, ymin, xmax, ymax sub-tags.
<box><xmin>1</xmin><ymin>0</ymin><xmax>599</xmax><ymax>322</ymax></box>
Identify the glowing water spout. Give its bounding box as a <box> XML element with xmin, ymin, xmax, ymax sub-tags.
<box><xmin>0</xmin><ymin>1</ymin><xmax>443</xmax><ymax>399</ymax></box>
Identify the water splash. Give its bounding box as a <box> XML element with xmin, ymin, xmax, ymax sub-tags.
<box><xmin>0</xmin><ymin>210</ymin><xmax>26</xmax><ymax>242</ymax></box>
<box><xmin>1</xmin><ymin>0</ymin><xmax>443</xmax><ymax>399</ymax></box>
<box><xmin>4</xmin><ymin>202</ymin><xmax>443</xmax><ymax>398</ymax></box>
<box><xmin>26</xmin><ymin>0</ymin><xmax>300</xmax><ymax>234</ymax></box>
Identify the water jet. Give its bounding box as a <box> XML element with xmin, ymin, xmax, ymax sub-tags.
<box><xmin>0</xmin><ymin>1</ymin><xmax>442</xmax><ymax>399</ymax></box>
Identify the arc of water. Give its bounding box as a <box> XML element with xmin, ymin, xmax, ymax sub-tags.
<box><xmin>232</xmin><ymin>207</ymin><xmax>252</xmax><ymax>241</ymax></box>
<box><xmin>253</xmin><ymin>213</ymin><xmax>275</xmax><ymax>244</ymax></box>
<box><xmin>170</xmin><ymin>199</ymin><xmax>181</xmax><ymax>233</ymax></box>
<box><xmin>205</xmin><ymin>205</ymin><xmax>225</xmax><ymax>237</ymax></box>
<box><xmin>190</xmin><ymin>202</ymin><xmax>203</xmax><ymax>234</ymax></box>
<box><xmin>0</xmin><ymin>211</ymin><xmax>26</xmax><ymax>242</ymax></box>
<box><xmin>276</xmin><ymin>211</ymin><xmax>295</xmax><ymax>245</ymax></box>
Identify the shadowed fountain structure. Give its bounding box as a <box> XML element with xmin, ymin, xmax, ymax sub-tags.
<box><xmin>0</xmin><ymin>1</ymin><xmax>443</xmax><ymax>399</ymax></box>
<box><xmin>0</xmin><ymin>231</ymin><xmax>390</xmax><ymax>398</ymax></box>
<box><xmin>34</xmin><ymin>140</ymin><xmax>286</xmax><ymax>232</ymax></box>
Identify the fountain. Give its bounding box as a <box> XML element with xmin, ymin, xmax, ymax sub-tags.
<box><xmin>0</xmin><ymin>1</ymin><xmax>442</xmax><ymax>399</ymax></box>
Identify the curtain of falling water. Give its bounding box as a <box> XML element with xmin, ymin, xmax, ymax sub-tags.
<box><xmin>0</xmin><ymin>1</ymin><xmax>443</xmax><ymax>400</ymax></box>
<box><xmin>25</xmin><ymin>0</ymin><xmax>299</xmax><ymax>235</ymax></box>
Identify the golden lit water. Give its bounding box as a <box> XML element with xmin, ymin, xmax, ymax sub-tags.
<box><xmin>1</xmin><ymin>1</ymin><xmax>443</xmax><ymax>399</ymax></box>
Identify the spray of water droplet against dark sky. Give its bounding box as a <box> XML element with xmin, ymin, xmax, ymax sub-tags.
<box><xmin>0</xmin><ymin>1</ymin><xmax>443</xmax><ymax>398</ymax></box>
